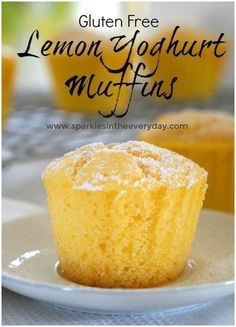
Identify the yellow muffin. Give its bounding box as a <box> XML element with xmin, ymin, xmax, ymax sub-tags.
<box><xmin>47</xmin><ymin>30</ymin><xmax>133</xmax><ymax>115</ymax></box>
<box><xmin>42</xmin><ymin>141</ymin><xmax>207</xmax><ymax>288</ymax></box>
<box><xmin>2</xmin><ymin>46</ymin><xmax>16</xmax><ymax>127</ymax></box>
<box><xmin>139</xmin><ymin>110</ymin><xmax>233</xmax><ymax>213</ymax></box>
<box><xmin>144</xmin><ymin>27</ymin><xmax>228</xmax><ymax>101</ymax></box>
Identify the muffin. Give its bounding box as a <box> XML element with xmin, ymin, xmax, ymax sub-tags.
<box><xmin>139</xmin><ymin>110</ymin><xmax>233</xmax><ymax>213</ymax></box>
<box><xmin>47</xmin><ymin>30</ymin><xmax>133</xmax><ymax>116</ymax></box>
<box><xmin>144</xmin><ymin>27</ymin><xmax>228</xmax><ymax>101</ymax></box>
<box><xmin>2</xmin><ymin>46</ymin><xmax>16</xmax><ymax>127</ymax></box>
<box><xmin>42</xmin><ymin>141</ymin><xmax>207</xmax><ymax>288</ymax></box>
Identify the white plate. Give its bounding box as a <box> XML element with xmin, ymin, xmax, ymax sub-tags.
<box><xmin>2</xmin><ymin>199</ymin><xmax>234</xmax><ymax>315</ymax></box>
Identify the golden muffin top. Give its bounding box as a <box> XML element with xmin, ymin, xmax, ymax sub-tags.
<box><xmin>139</xmin><ymin>110</ymin><xmax>234</xmax><ymax>143</ymax></box>
<box><xmin>42</xmin><ymin>141</ymin><xmax>207</xmax><ymax>191</ymax></box>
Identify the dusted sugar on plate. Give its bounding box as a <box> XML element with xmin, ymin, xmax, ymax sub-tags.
<box><xmin>42</xmin><ymin>141</ymin><xmax>207</xmax><ymax>288</ymax></box>
<box><xmin>138</xmin><ymin>110</ymin><xmax>234</xmax><ymax>213</ymax></box>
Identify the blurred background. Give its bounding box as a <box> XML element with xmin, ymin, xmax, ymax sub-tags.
<box><xmin>2</xmin><ymin>1</ymin><xmax>234</xmax><ymax>208</ymax></box>
<box><xmin>2</xmin><ymin>2</ymin><xmax>234</xmax><ymax>92</ymax></box>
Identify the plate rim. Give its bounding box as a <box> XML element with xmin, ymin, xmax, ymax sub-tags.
<box><xmin>2</xmin><ymin>269</ymin><xmax>234</xmax><ymax>295</ymax></box>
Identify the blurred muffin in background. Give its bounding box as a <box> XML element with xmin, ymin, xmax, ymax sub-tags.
<box><xmin>138</xmin><ymin>109</ymin><xmax>234</xmax><ymax>213</ymax></box>
<box><xmin>2</xmin><ymin>46</ymin><xmax>16</xmax><ymax>127</ymax></box>
<box><xmin>144</xmin><ymin>27</ymin><xmax>228</xmax><ymax>102</ymax></box>
<box><xmin>47</xmin><ymin>29</ymin><xmax>134</xmax><ymax>116</ymax></box>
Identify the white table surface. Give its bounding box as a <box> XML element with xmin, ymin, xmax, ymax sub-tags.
<box><xmin>2</xmin><ymin>287</ymin><xmax>234</xmax><ymax>325</ymax></box>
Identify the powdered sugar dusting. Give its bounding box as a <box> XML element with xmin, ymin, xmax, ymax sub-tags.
<box><xmin>42</xmin><ymin>158</ymin><xmax>62</xmax><ymax>179</ymax></box>
<box><xmin>43</xmin><ymin>141</ymin><xmax>207</xmax><ymax>190</ymax></box>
